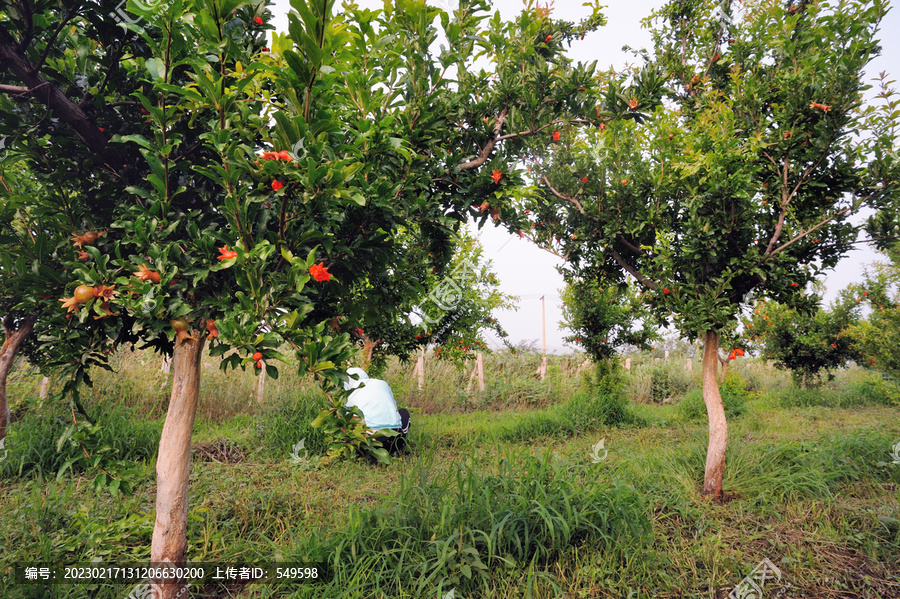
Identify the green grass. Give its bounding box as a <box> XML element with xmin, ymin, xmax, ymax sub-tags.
<box><xmin>1</xmin><ymin>350</ymin><xmax>899</xmax><ymax>598</ymax></box>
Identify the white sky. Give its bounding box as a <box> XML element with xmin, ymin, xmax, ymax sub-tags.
<box><xmin>269</xmin><ymin>0</ymin><xmax>900</xmax><ymax>353</ymax></box>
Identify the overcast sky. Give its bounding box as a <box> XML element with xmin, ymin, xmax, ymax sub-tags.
<box><xmin>269</xmin><ymin>0</ymin><xmax>900</xmax><ymax>353</ymax></box>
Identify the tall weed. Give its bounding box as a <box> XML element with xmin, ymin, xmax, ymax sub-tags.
<box><xmin>252</xmin><ymin>389</ymin><xmax>330</xmax><ymax>458</ymax></box>
<box><xmin>322</xmin><ymin>453</ymin><xmax>650</xmax><ymax>596</ymax></box>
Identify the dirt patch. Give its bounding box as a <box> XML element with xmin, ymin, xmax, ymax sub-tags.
<box><xmin>192</xmin><ymin>439</ymin><xmax>245</xmax><ymax>464</ymax></box>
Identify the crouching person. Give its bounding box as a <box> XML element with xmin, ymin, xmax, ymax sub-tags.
<box><xmin>344</xmin><ymin>367</ymin><xmax>410</xmax><ymax>456</ymax></box>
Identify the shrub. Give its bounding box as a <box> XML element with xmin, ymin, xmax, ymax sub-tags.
<box><xmin>565</xmin><ymin>361</ymin><xmax>637</xmax><ymax>428</ymax></box>
<box><xmin>846</xmin><ymin>371</ymin><xmax>900</xmax><ymax>407</ymax></box>
<box><xmin>562</xmin><ymin>387</ymin><xmax>636</xmax><ymax>430</ymax></box>
<box><xmin>731</xmin><ymin>357</ymin><xmax>792</xmax><ymax>394</ymax></box>
<box><xmin>628</xmin><ymin>358</ymin><xmax>697</xmax><ymax>403</ymax></box>
<box><xmin>0</xmin><ymin>403</ymin><xmax>160</xmax><ymax>480</ymax></box>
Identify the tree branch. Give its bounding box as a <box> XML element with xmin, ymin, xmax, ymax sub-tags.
<box><xmin>459</xmin><ymin>108</ymin><xmax>509</xmax><ymax>171</ymax></box>
<box><xmin>610</xmin><ymin>249</ymin><xmax>657</xmax><ymax>291</ymax></box>
<box><xmin>616</xmin><ymin>234</ymin><xmax>645</xmax><ymax>256</ymax></box>
<box><xmin>0</xmin><ymin>23</ymin><xmax>122</xmax><ymax>176</ymax></box>
<box><xmin>31</xmin><ymin>5</ymin><xmax>81</xmax><ymax>77</ymax></box>
<box><xmin>542</xmin><ymin>175</ymin><xmax>596</xmax><ymax>219</ymax></box>
<box><xmin>0</xmin><ymin>83</ymin><xmax>30</xmax><ymax>95</ymax></box>
<box><xmin>458</xmin><ymin>113</ymin><xmax>595</xmax><ymax>172</ymax></box>
<box><xmin>764</xmin><ymin>140</ymin><xmax>834</xmax><ymax>256</ymax></box>
<box><xmin>764</xmin><ymin>154</ymin><xmax>791</xmax><ymax>255</ymax></box>
<box><xmin>770</xmin><ymin>207</ymin><xmax>851</xmax><ymax>256</ymax></box>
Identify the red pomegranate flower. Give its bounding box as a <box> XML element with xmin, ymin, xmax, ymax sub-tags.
<box><xmin>309</xmin><ymin>262</ymin><xmax>331</xmax><ymax>282</ymax></box>
<box><xmin>552</xmin><ymin>130</ymin><xmax>560</xmax><ymax>141</ymax></box>
<box><xmin>217</xmin><ymin>246</ymin><xmax>238</xmax><ymax>261</ymax></box>
<box><xmin>492</xmin><ymin>170</ymin><xmax>502</xmax><ymax>184</ymax></box>
<box><xmin>254</xmin><ymin>16</ymin><xmax>263</xmax><ymax>25</ymax></box>
<box><xmin>271</xmin><ymin>180</ymin><xmax>284</xmax><ymax>191</ymax></box>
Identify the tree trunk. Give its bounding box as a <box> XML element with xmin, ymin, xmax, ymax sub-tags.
<box><xmin>701</xmin><ymin>330</ymin><xmax>728</xmax><ymax>499</ymax></box>
<box><xmin>255</xmin><ymin>367</ymin><xmax>266</xmax><ymax>404</ymax></box>
<box><xmin>361</xmin><ymin>335</ymin><xmax>377</xmax><ymax>370</ymax></box>
<box><xmin>150</xmin><ymin>336</ymin><xmax>205</xmax><ymax>599</ymax></box>
<box><xmin>475</xmin><ymin>351</ymin><xmax>485</xmax><ymax>392</ymax></box>
<box><xmin>415</xmin><ymin>349</ymin><xmax>425</xmax><ymax>391</ymax></box>
<box><xmin>466</xmin><ymin>359</ymin><xmax>478</xmax><ymax>394</ymax></box>
<box><xmin>0</xmin><ymin>314</ymin><xmax>36</xmax><ymax>441</ymax></box>
<box><xmin>800</xmin><ymin>371</ymin><xmax>807</xmax><ymax>389</ymax></box>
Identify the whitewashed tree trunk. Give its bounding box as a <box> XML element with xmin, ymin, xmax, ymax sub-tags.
<box><xmin>466</xmin><ymin>359</ymin><xmax>478</xmax><ymax>393</ymax></box>
<box><xmin>475</xmin><ymin>351</ymin><xmax>485</xmax><ymax>392</ymax></box>
<box><xmin>0</xmin><ymin>314</ymin><xmax>35</xmax><ymax>441</ymax></box>
<box><xmin>39</xmin><ymin>376</ymin><xmax>50</xmax><ymax>400</ymax></box>
<box><xmin>255</xmin><ymin>367</ymin><xmax>266</xmax><ymax>404</ymax></box>
<box><xmin>415</xmin><ymin>350</ymin><xmax>424</xmax><ymax>391</ymax></box>
<box><xmin>150</xmin><ymin>335</ymin><xmax>205</xmax><ymax>598</ymax></box>
<box><xmin>624</xmin><ymin>357</ymin><xmax>631</xmax><ymax>371</ymax></box>
<box><xmin>536</xmin><ymin>355</ymin><xmax>547</xmax><ymax>380</ymax></box>
<box><xmin>576</xmin><ymin>358</ymin><xmax>590</xmax><ymax>374</ymax></box>
<box><xmin>701</xmin><ymin>330</ymin><xmax>727</xmax><ymax>498</ymax></box>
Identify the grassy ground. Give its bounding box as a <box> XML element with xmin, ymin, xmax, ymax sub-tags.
<box><xmin>1</xmin><ymin>349</ymin><xmax>899</xmax><ymax>598</ymax></box>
